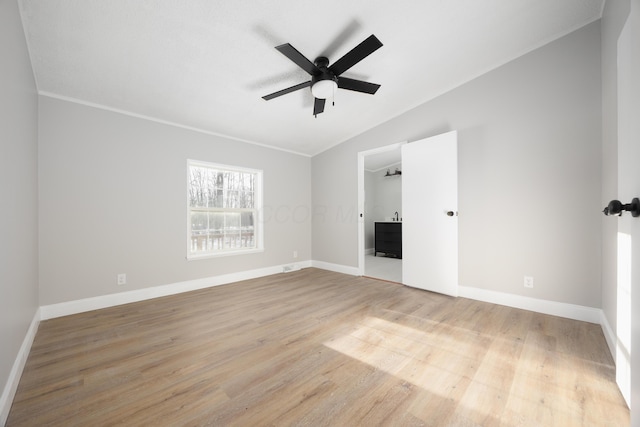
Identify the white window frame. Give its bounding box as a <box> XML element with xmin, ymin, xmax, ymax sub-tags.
<box><xmin>187</xmin><ymin>160</ymin><xmax>264</xmax><ymax>260</ymax></box>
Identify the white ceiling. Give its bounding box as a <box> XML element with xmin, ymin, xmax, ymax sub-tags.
<box><xmin>19</xmin><ymin>0</ymin><xmax>604</xmax><ymax>156</ymax></box>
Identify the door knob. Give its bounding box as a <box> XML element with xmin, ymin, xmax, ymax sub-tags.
<box><xmin>603</xmin><ymin>198</ymin><xmax>640</xmax><ymax>217</ymax></box>
<box><xmin>446</xmin><ymin>211</ymin><xmax>456</xmax><ymax>217</ymax></box>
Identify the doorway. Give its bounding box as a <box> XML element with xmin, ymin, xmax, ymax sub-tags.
<box><xmin>358</xmin><ymin>143</ymin><xmax>405</xmax><ymax>282</ymax></box>
<box><xmin>358</xmin><ymin>131</ymin><xmax>459</xmax><ymax>296</ymax></box>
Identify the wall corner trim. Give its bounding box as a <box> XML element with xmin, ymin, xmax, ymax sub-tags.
<box><xmin>1</xmin><ymin>308</ymin><xmax>41</xmax><ymax>426</ymax></box>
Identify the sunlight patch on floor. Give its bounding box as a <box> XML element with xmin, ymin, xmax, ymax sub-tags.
<box><xmin>323</xmin><ymin>316</ymin><xmax>489</xmax><ymax>406</ymax></box>
<box><xmin>323</xmin><ymin>315</ymin><xmax>626</xmax><ymax>425</ymax></box>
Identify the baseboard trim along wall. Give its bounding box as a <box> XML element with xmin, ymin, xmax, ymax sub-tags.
<box><xmin>458</xmin><ymin>285</ymin><xmax>613</xmax><ymax>361</ymax></box>
<box><xmin>39</xmin><ymin>260</ymin><xmax>357</xmax><ymax>321</ymax></box>
<box><xmin>35</xmin><ymin>264</ymin><xmax>616</xmax><ymax>356</ymax></box>
<box><xmin>40</xmin><ymin>261</ymin><xmax>312</xmax><ymax>320</ymax></box>
<box><xmin>1</xmin><ymin>308</ymin><xmax>41</xmax><ymax>426</ymax></box>
<box><xmin>310</xmin><ymin>260</ymin><xmax>361</xmax><ymax>276</ymax></box>
<box><xmin>457</xmin><ymin>285</ymin><xmax>602</xmax><ymax>324</ymax></box>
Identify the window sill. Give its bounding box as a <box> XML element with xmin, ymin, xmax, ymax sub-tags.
<box><xmin>187</xmin><ymin>247</ymin><xmax>264</xmax><ymax>261</ymax></box>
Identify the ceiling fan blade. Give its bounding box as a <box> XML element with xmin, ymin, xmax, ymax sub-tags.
<box><xmin>262</xmin><ymin>81</ymin><xmax>311</xmax><ymax>100</ymax></box>
<box><xmin>275</xmin><ymin>44</ymin><xmax>320</xmax><ymax>75</ymax></box>
<box><xmin>313</xmin><ymin>98</ymin><xmax>325</xmax><ymax>116</ymax></box>
<box><xmin>329</xmin><ymin>34</ymin><xmax>383</xmax><ymax>76</ymax></box>
<box><xmin>337</xmin><ymin>77</ymin><xmax>381</xmax><ymax>94</ymax></box>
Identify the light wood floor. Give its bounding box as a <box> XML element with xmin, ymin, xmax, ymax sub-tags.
<box><xmin>7</xmin><ymin>268</ymin><xmax>629</xmax><ymax>426</ymax></box>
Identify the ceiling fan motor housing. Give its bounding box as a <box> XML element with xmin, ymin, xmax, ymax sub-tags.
<box><xmin>314</xmin><ymin>56</ymin><xmax>330</xmax><ymax>69</ymax></box>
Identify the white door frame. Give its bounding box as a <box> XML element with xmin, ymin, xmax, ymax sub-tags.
<box><xmin>357</xmin><ymin>142</ymin><xmax>407</xmax><ymax>276</ymax></box>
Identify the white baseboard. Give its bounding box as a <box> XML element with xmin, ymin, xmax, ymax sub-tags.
<box><xmin>306</xmin><ymin>266</ymin><xmax>607</xmax><ymax>330</ymax></box>
<box><xmin>37</xmin><ymin>265</ymin><xmax>614</xmax><ymax>349</ymax></box>
<box><xmin>458</xmin><ymin>285</ymin><xmax>602</xmax><ymax>324</ymax></box>
<box><xmin>1</xmin><ymin>308</ymin><xmax>40</xmax><ymax>426</ymax></box>
<box><xmin>310</xmin><ymin>260</ymin><xmax>360</xmax><ymax>276</ymax></box>
<box><xmin>40</xmin><ymin>261</ymin><xmax>312</xmax><ymax>320</ymax></box>
<box><xmin>457</xmin><ymin>285</ymin><xmax>617</xmax><ymax>362</ymax></box>
<box><xmin>365</xmin><ymin>248</ymin><xmax>375</xmax><ymax>255</ymax></box>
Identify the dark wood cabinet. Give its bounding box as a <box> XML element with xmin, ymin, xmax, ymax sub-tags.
<box><xmin>374</xmin><ymin>222</ymin><xmax>402</xmax><ymax>258</ymax></box>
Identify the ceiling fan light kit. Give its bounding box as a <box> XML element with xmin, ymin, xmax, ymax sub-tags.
<box><xmin>262</xmin><ymin>34</ymin><xmax>383</xmax><ymax>117</ymax></box>
<box><xmin>311</xmin><ymin>78</ymin><xmax>337</xmax><ymax>100</ymax></box>
<box><xmin>310</xmin><ymin>56</ymin><xmax>337</xmax><ymax>100</ymax></box>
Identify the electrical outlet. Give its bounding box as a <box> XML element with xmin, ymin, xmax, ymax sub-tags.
<box><xmin>117</xmin><ymin>273</ymin><xmax>127</xmax><ymax>286</ymax></box>
<box><xmin>524</xmin><ymin>276</ymin><xmax>534</xmax><ymax>288</ymax></box>
<box><xmin>293</xmin><ymin>250</ymin><xmax>298</xmax><ymax>259</ymax></box>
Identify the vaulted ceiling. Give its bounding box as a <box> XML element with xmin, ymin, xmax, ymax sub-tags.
<box><xmin>19</xmin><ymin>0</ymin><xmax>604</xmax><ymax>156</ymax></box>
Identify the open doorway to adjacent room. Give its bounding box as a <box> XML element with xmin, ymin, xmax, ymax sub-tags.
<box><xmin>357</xmin><ymin>131</ymin><xmax>459</xmax><ymax>296</ymax></box>
<box><xmin>357</xmin><ymin>143</ymin><xmax>404</xmax><ymax>283</ymax></box>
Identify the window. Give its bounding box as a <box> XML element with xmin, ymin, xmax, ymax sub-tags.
<box><xmin>187</xmin><ymin>160</ymin><xmax>263</xmax><ymax>259</ymax></box>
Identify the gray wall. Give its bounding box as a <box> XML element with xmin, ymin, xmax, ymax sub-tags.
<box><xmin>38</xmin><ymin>97</ymin><xmax>311</xmax><ymax>305</ymax></box>
<box><xmin>312</xmin><ymin>21</ymin><xmax>602</xmax><ymax>307</ymax></box>
<box><xmin>0</xmin><ymin>0</ymin><xmax>39</xmax><ymax>408</ymax></box>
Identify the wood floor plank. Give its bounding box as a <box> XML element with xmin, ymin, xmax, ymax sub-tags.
<box><xmin>6</xmin><ymin>268</ymin><xmax>629</xmax><ymax>426</ymax></box>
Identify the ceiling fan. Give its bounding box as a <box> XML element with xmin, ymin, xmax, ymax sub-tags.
<box><xmin>262</xmin><ymin>34</ymin><xmax>383</xmax><ymax>117</ymax></box>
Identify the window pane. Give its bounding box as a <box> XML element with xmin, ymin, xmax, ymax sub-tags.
<box><xmin>241</xmin><ymin>212</ymin><xmax>254</xmax><ymax>230</ymax></box>
<box><xmin>191</xmin><ymin>212</ymin><xmax>208</xmax><ymax>232</ymax></box>
<box><xmin>226</xmin><ymin>190</ymin><xmax>240</xmax><ymax>208</ymax></box>
<box><xmin>225</xmin><ymin>232</ymin><xmax>242</xmax><ymax>249</ymax></box>
<box><xmin>207</xmin><ymin>171</ymin><xmax>224</xmax><ymax>208</ymax></box>
<box><xmin>224</xmin><ymin>212</ymin><xmax>240</xmax><ymax>249</ymax></box>
<box><xmin>238</xmin><ymin>190</ymin><xmax>254</xmax><ymax>209</ymax></box>
<box><xmin>188</xmin><ymin>167</ymin><xmax>209</xmax><ymax>208</ymax></box>
<box><xmin>190</xmin><ymin>212</ymin><xmax>208</xmax><ymax>251</ymax></box>
<box><xmin>241</xmin><ymin>212</ymin><xmax>255</xmax><ymax>248</ymax></box>
<box><xmin>242</xmin><ymin>173</ymin><xmax>254</xmax><ymax>189</ymax></box>
<box><xmin>241</xmin><ymin>173</ymin><xmax>255</xmax><ymax>208</ymax></box>
<box><xmin>225</xmin><ymin>212</ymin><xmax>240</xmax><ymax>229</ymax></box>
<box><xmin>225</xmin><ymin>171</ymin><xmax>240</xmax><ymax>191</ymax></box>
<box><xmin>207</xmin><ymin>212</ymin><xmax>223</xmax><ymax>250</ymax></box>
<box><xmin>240</xmin><ymin>230</ymin><xmax>255</xmax><ymax>248</ymax></box>
<box><xmin>220</xmin><ymin>171</ymin><xmax>255</xmax><ymax>209</ymax></box>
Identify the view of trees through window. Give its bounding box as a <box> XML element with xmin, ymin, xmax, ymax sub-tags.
<box><xmin>188</xmin><ymin>161</ymin><xmax>261</xmax><ymax>257</ymax></box>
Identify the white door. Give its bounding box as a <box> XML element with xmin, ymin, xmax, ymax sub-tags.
<box><xmin>615</xmin><ymin>4</ymin><xmax>640</xmax><ymax>408</ymax></box>
<box><xmin>402</xmin><ymin>131</ymin><xmax>458</xmax><ymax>296</ymax></box>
